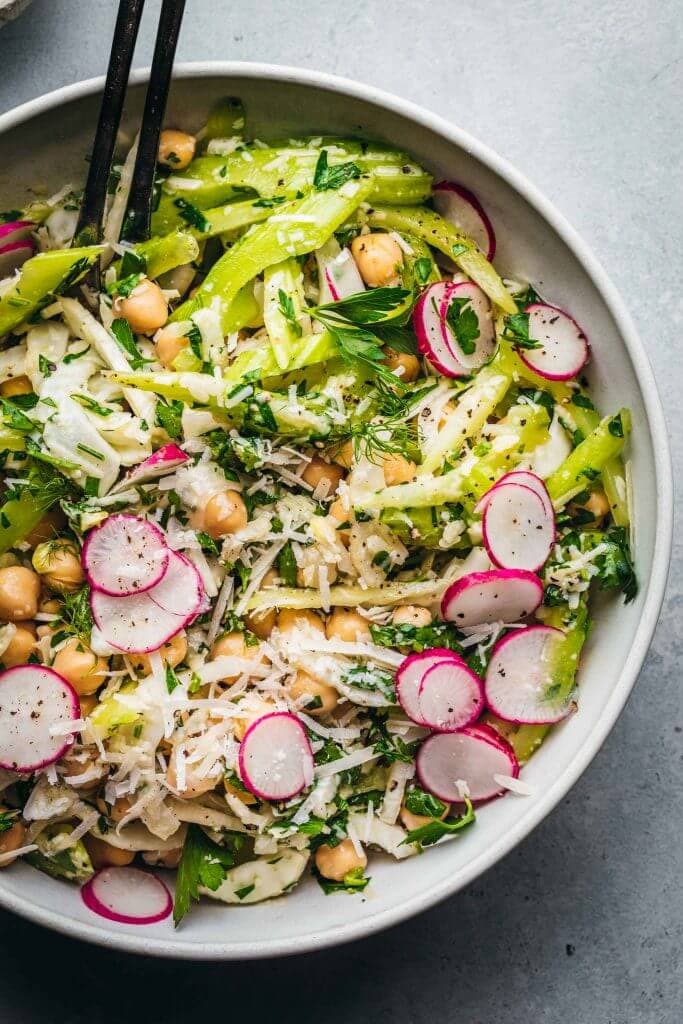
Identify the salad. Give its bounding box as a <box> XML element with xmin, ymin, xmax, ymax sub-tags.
<box><xmin>0</xmin><ymin>98</ymin><xmax>635</xmax><ymax>927</ymax></box>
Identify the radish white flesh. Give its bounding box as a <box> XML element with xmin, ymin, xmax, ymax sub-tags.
<box><xmin>482</xmin><ymin>483</ymin><xmax>555</xmax><ymax>572</ymax></box>
<box><xmin>81</xmin><ymin>867</ymin><xmax>172</xmax><ymax>924</ymax></box>
<box><xmin>439</xmin><ymin>280</ymin><xmax>497</xmax><ymax>370</ymax></box>
<box><xmin>324</xmin><ymin>248</ymin><xmax>366</xmax><ymax>301</ymax></box>
<box><xmin>416</xmin><ymin>723</ymin><xmax>519</xmax><ymax>802</ymax></box>
<box><xmin>395</xmin><ymin>648</ymin><xmax>465</xmax><ymax>726</ymax></box>
<box><xmin>485</xmin><ymin>624</ymin><xmax>572</xmax><ymax>724</ymax></box>
<box><xmin>475</xmin><ymin>471</ymin><xmax>553</xmax><ymax>521</ymax></box>
<box><xmin>90</xmin><ymin>588</ymin><xmax>186</xmax><ymax>654</ymax></box>
<box><xmin>417</xmin><ymin>660</ymin><xmax>484</xmax><ymax>732</ymax></box>
<box><xmin>0</xmin><ymin>220</ymin><xmax>35</xmax><ymax>247</ymax></box>
<box><xmin>148</xmin><ymin>550</ymin><xmax>204</xmax><ymax>618</ymax></box>
<box><xmin>433</xmin><ymin>182</ymin><xmax>496</xmax><ymax>261</ymax></box>
<box><xmin>109</xmin><ymin>444</ymin><xmax>188</xmax><ymax>495</ymax></box>
<box><xmin>0</xmin><ymin>666</ymin><xmax>80</xmax><ymax>772</ymax></box>
<box><xmin>413</xmin><ymin>282</ymin><xmax>468</xmax><ymax>378</ymax></box>
<box><xmin>82</xmin><ymin>515</ymin><xmax>169</xmax><ymax>596</ymax></box>
<box><xmin>0</xmin><ymin>240</ymin><xmax>35</xmax><ymax>278</ymax></box>
<box><xmin>238</xmin><ymin>712</ymin><xmax>314</xmax><ymax>801</ymax></box>
<box><xmin>517</xmin><ymin>302</ymin><xmax>589</xmax><ymax>381</ymax></box>
<box><xmin>441</xmin><ymin>569</ymin><xmax>543</xmax><ymax>628</ymax></box>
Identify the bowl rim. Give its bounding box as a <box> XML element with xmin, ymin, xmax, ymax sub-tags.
<box><xmin>0</xmin><ymin>60</ymin><xmax>673</xmax><ymax>960</ymax></box>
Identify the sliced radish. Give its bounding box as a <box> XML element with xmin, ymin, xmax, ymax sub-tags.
<box><xmin>324</xmin><ymin>248</ymin><xmax>366</xmax><ymax>301</ymax></box>
<box><xmin>517</xmin><ymin>303</ymin><xmax>589</xmax><ymax>381</ymax></box>
<box><xmin>416</xmin><ymin>723</ymin><xmax>519</xmax><ymax>803</ymax></box>
<box><xmin>475</xmin><ymin>471</ymin><xmax>553</xmax><ymax>521</ymax></box>
<box><xmin>417</xmin><ymin>660</ymin><xmax>484</xmax><ymax>732</ymax></box>
<box><xmin>238</xmin><ymin>712</ymin><xmax>314</xmax><ymax>801</ymax></box>
<box><xmin>439</xmin><ymin>280</ymin><xmax>497</xmax><ymax>370</ymax></box>
<box><xmin>148</xmin><ymin>550</ymin><xmax>204</xmax><ymax>618</ymax></box>
<box><xmin>0</xmin><ymin>240</ymin><xmax>36</xmax><ymax>278</ymax></box>
<box><xmin>485</xmin><ymin>624</ymin><xmax>572</xmax><ymax>724</ymax></box>
<box><xmin>82</xmin><ymin>515</ymin><xmax>169</xmax><ymax>596</ymax></box>
<box><xmin>109</xmin><ymin>444</ymin><xmax>188</xmax><ymax>495</ymax></box>
<box><xmin>0</xmin><ymin>666</ymin><xmax>80</xmax><ymax>772</ymax></box>
<box><xmin>433</xmin><ymin>182</ymin><xmax>496</xmax><ymax>261</ymax></box>
<box><xmin>90</xmin><ymin>588</ymin><xmax>186</xmax><ymax>654</ymax></box>
<box><xmin>441</xmin><ymin>569</ymin><xmax>543</xmax><ymax>627</ymax></box>
<box><xmin>0</xmin><ymin>220</ymin><xmax>35</xmax><ymax>247</ymax></box>
<box><xmin>81</xmin><ymin>867</ymin><xmax>172</xmax><ymax>925</ymax></box>
<box><xmin>482</xmin><ymin>483</ymin><xmax>555</xmax><ymax>571</ymax></box>
<box><xmin>413</xmin><ymin>282</ymin><xmax>467</xmax><ymax>378</ymax></box>
<box><xmin>395</xmin><ymin>648</ymin><xmax>465</xmax><ymax>726</ymax></box>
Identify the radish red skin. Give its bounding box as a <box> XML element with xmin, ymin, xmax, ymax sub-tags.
<box><xmin>441</xmin><ymin>569</ymin><xmax>544</xmax><ymax>627</ymax></box>
<box><xmin>89</xmin><ymin>588</ymin><xmax>188</xmax><ymax>653</ymax></box>
<box><xmin>238</xmin><ymin>712</ymin><xmax>314</xmax><ymax>801</ymax></box>
<box><xmin>82</xmin><ymin>514</ymin><xmax>170</xmax><ymax>597</ymax></box>
<box><xmin>0</xmin><ymin>240</ymin><xmax>36</xmax><ymax>277</ymax></box>
<box><xmin>417</xmin><ymin>659</ymin><xmax>484</xmax><ymax>732</ymax></box>
<box><xmin>482</xmin><ymin>482</ymin><xmax>555</xmax><ymax>572</ymax></box>
<box><xmin>517</xmin><ymin>302</ymin><xmax>589</xmax><ymax>381</ymax></box>
<box><xmin>433</xmin><ymin>182</ymin><xmax>496</xmax><ymax>261</ymax></box>
<box><xmin>109</xmin><ymin>443</ymin><xmax>188</xmax><ymax>495</ymax></box>
<box><xmin>438</xmin><ymin>280</ymin><xmax>497</xmax><ymax>371</ymax></box>
<box><xmin>475</xmin><ymin>471</ymin><xmax>553</xmax><ymax>521</ymax></box>
<box><xmin>484</xmin><ymin>624</ymin><xmax>571</xmax><ymax>724</ymax></box>
<box><xmin>396</xmin><ymin>648</ymin><xmax>466</xmax><ymax>725</ymax></box>
<box><xmin>0</xmin><ymin>221</ymin><xmax>35</xmax><ymax>247</ymax></box>
<box><xmin>0</xmin><ymin>665</ymin><xmax>80</xmax><ymax>772</ymax></box>
<box><xmin>413</xmin><ymin>282</ymin><xmax>468</xmax><ymax>378</ymax></box>
<box><xmin>81</xmin><ymin>867</ymin><xmax>172</xmax><ymax>925</ymax></box>
<box><xmin>416</xmin><ymin>723</ymin><xmax>519</xmax><ymax>804</ymax></box>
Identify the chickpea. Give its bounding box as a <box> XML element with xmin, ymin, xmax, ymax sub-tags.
<box><xmin>113</xmin><ymin>278</ymin><xmax>168</xmax><ymax>335</ymax></box>
<box><xmin>33</xmin><ymin>542</ymin><xmax>83</xmax><ymax>594</ymax></box>
<box><xmin>130</xmin><ymin>632</ymin><xmax>187</xmax><ymax>675</ymax></box>
<box><xmin>569</xmin><ymin>488</ymin><xmax>611</xmax><ymax>526</ymax></box>
<box><xmin>166</xmin><ymin>747</ymin><xmax>222</xmax><ymax>798</ymax></box>
<box><xmin>400</xmin><ymin>801</ymin><xmax>450</xmax><ymax>832</ymax></box>
<box><xmin>204</xmin><ymin>490</ymin><xmax>248</xmax><ymax>539</ymax></box>
<box><xmin>142</xmin><ymin>847</ymin><xmax>183</xmax><ymax>869</ymax></box>
<box><xmin>301</xmin><ymin>456</ymin><xmax>345</xmax><ymax>495</ymax></box>
<box><xmin>79</xmin><ymin>694</ymin><xmax>98</xmax><ymax>717</ymax></box>
<box><xmin>351</xmin><ymin>233</ymin><xmax>403</xmax><ymax>288</ymax></box>
<box><xmin>277</xmin><ymin>608</ymin><xmax>325</xmax><ymax>635</ymax></box>
<box><xmin>52</xmin><ymin>639</ymin><xmax>107</xmax><ymax>696</ymax></box>
<box><xmin>289</xmin><ymin>670</ymin><xmax>338</xmax><ymax>716</ymax></box>
<box><xmin>328</xmin><ymin>498</ymin><xmax>351</xmax><ymax>524</ymax></box>
<box><xmin>224</xmin><ymin>778</ymin><xmax>258</xmax><ymax>806</ymax></box>
<box><xmin>0</xmin><ymin>566</ymin><xmax>40</xmax><ymax>621</ymax></box>
<box><xmin>84</xmin><ymin>835</ymin><xmax>135</xmax><ymax>869</ymax></box>
<box><xmin>243</xmin><ymin>569</ymin><xmax>278</xmax><ymax>640</ymax></box>
<box><xmin>381</xmin><ymin>453</ymin><xmax>416</xmax><ymax>486</ymax></box>
<box><xmin>39</xmin><ymin>598</ymin><xmax>62</xmax><ymax>615</ymax></box>
<box><xmin>211</xmin><ymin>631</ymin><xmax>267</xmax><ymax>683</ymax></box>
<box><xmin>314</xmin><ymin>837</ymin><xmax>367</xmax><ymax>882</ymax></box>
<box><xmin>158</xmin><ymin>129</ymin><xmax>196</xmax><ymax>171</ymax></box>
<box><xmin>24</xmin><ymin>509</ymin><xmax>66</xmax><ymax>549</ymax></box>
<box><xmin>384</xmin><ymin>348</ymin><xmax>420</xmax><ymax>383</ymax></box>
<box><xmin>326</xmin><ymin>608</ymin><xmax>371</xmax><ymax>643</ymax></box>
<box><xmin>331</xmin><ymin>440</ymin><xmax>355</xmax><ymax>470</ymax></box>
<box><xmin>1</xmin><ymin>624</ymin><xmax>35</xmax><ymax>667</ymax></box>
<box><xmin>58</xmin><ymin>747</ymin><xmax>104</xmax><ymax>791</ymax></box>
<box><xmin>392</xmin><ymin>605</ymin><xmax>432</xmax><ymax>628</ymax></box>
<box><xmin>155</xmin><ymin>327</ymin><xmax>188</xmax><ymax>368</ymax></box>
<box><xmin>0</xmin><ymin>807</ymin><xmax>26</xmax><ymax>866</ymax></box>
<box><xmin>96</xmin><ymin>794</ymin><xmax>134</xmax><ymax>824</ymax></box>
<box><xmin>233</xmin><ymin>698</ymin><xmax>276</xmax><ymax>742</ymax></box>
<box><xmin>0</xmin><ymin>375</ymin><xmax>32</xmax><ymax>398</ymax></box>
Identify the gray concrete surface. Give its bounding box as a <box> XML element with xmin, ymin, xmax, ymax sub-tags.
<box><xmin>0</xmin><ymin>1</ymin><xmax>681</xmax><ymax>1021</ymax></box>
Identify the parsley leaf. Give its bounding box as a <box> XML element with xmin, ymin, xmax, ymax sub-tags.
<box><xmin>277</xmin><ymin>289</ymin><xmax>302</xmax><ymax>337</ymax></box>
<box><xmin>313</xmin><ymin>149</ymin><xmax>361</xmax><ymax>192</ymax></box>
<box><xmin>314</xmin><ymin>287</ymin><xmax>410</xmax><ymax>325</ymax></box>
<box><xmin>174</xmin><ymin>824</ymin><xmax>235</xmax><ymax>926</ymax></box>
<box><xmin>173</xmin><ymin>197</ymin><xmax>210</xmax><ymax>233</ymax></box>
<box><xmin>445</xmin><ymin>296</ymin><xmax>480</xmax><ymax>356</ymax></box>
<box><xmin>502</xmin><ymin>311</ymin><xmax>542</xmax><ymax>349</ymax></box>
<box><xmin>370</xmin><ymin>620</ymin><xmax>463</xmax><ymax>654</ymax></box>
<box><xmin>155</xmin><ymin>399</ymin><xmax>184</xmax><ymax>439</ymax></box>
<box><xmin>277</xmin><ymin>542</ymin><xmax>298</xmax><ymax>587</ymax></box>
<box><xmin>404</xmin><ymin>787</ymin><xmax>447</xmax><ymax>819</ymax></box>
<box><xmin>401</xmin><ymin>798</ymin><xmax>475</xmax><ymax>848</ymax></box>
<box><xmin>110</xmin><ymin>318</ymin><xmax>153</xmax><ymax>371</ymax></box>
<box><xmin>165</xmin><ymin>664</ymin><xmax>181</xmax><ymax>694</ymax></box>
<box><xmin>314</xmin><ymin>865</ymin><xmax>370</xmax><ymax>895</ymax></box>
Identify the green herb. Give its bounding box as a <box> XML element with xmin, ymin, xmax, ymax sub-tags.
<box><xmin>571</xmin><ymin>393</ymin><xmax>595</xmax><ymax>410</ymax></box>
<box><xmin>155</xmin><ymin>399</ymin><xmax>184</xmax><ymax>440</ymax></box>
<box><xmin>314</xmin><ymin>287</ymin><xmax>410</xmax><ymax>325</ymax></box>
<box><xmin>586</xmin><ymin>527</ymin><xmax>637</xmax><ymax>603</ymax></box>
<box><xmin>252</xmin><ymin>196</ymin><xmax>286</xmax><ymax>208</ymax></box>
<box><xmin>370</xmin><ymin>620</ymin><xmax>463</xmax><ymax>654</ymax></box>
<box><xmin>315</xmin><ymin>866</ymin><xmax>369</xmax><ymax>895</ymax></box>
<box><xmin>38</xmin><ymin>354</ymin><xmax>55</xmax><ymax>377</ymax></box>
<box><xmin>367</xmin><ymin>711</ymin><xmax>416</xmax><ymax>764</ymax></box>
<box><xmin>413</xmin><ymin>257</ymin><xmax>433</xmax><ymax>286</ymax></box>
<box><xmin>0</xmin><ymin>809</ymin><xmax>19</xmax><ymax>833</ymax></box>
<box><xmin>165</xmin><ymin>664</ymin><xmax>181</xmax><ymax>694</ymax></box>
<box><xmin>25</xmin><ymin>437</ymin><xmax>79</xmax><ymax>472</ymax></box>
<box><xmin>0</xmin><ymin>209</ymin><xmax>22</xmax><ymax>223</ymax></box>
<box><xmin>579</xmin><ymin>466</ymin><xmax>599</xmax><ymax>481</ymax></box>
<box><xmin>342</xmin><ymin>663</ymin><xmax>396</xmax><ymax>703</ymax></box>
<box><xmin>76</xmin><ymin>443</ymin><xmax>104</xmax><ymax>462</ymax></box>
<box><xmin>277</xmin><ymin>543</ymin><xmax>298</xmax><ymax>587</ymax></box>
<box><xmin>234</xmin><ymin>884</ymin><xmax>255</xmax><ymax>901</ymax></box>
<box><xmin>608</xmin><ymin>413</ymin><xmax>624</xmax><ymax>438</ymax></box>
<box><xmin>185</xmin><ymin>324</ymin><xmax>203</xmax><ymax>361</ymax></box>
<box><xmin>196</xmin><ymin>531</ymin><xmax>220</xmax><ymax>555</ymax></box>
<box><xmin>514</xmin><ymin>284</ymin><xmax>541</xmax><ymax>310</ymax></box>
<box><xmin>277</xmin><ymin>289</ymin><xmax>302</xmax><ymax>337</ymax></box>
<box><xmin>173</xmin><ymin>824</ymin><xmax>235</xmax><ymax>925</ymax></box>
<box><xmin>402</xmin><ymin>798</ymin><xmax>475</xmax><ymax>848</ymax></box>
<box><xmin>404</xmin><ymin>788</ymin><xmax>447</xmax><ymax>819</ymax></box>
<box><xmin>173</xmin><ymin>197</ymin><xmax>210</xmax><ymax>233</ymax></box>
<box><xmin>106</xmin><ymin>273</ymin><xmax>143</xmax><ymax>299</ymax></box>
<box><xmin>120</xmin><ymin>248</ymin><xmax>147</xmax><ymax>277</ymax></box>
<box><xmin>502</xmin><ymin>311</ymin><xmax>542</xmax><ymax>349</ymax></box>
<box><xmin>61</xmin><ymin>585</ymin><xmax>94</xmax><ymax>644</ymax></box>
<box><xmin>111</xmin><ymin>318</ymin><xmax>153</xmax><ymax>371</ymax></box>
<box><xmin>0</xmin><ymin>399</ymin><xmax>34</xmax><ymax>432</ymax></box>
<box><xmin>445</xmin><ymin>295</ymin><xmax>480</xmax><ymax>355</ymax></box>
<box><xmin>451</xmin><ymin>243</ymin><xmax>468</xmax><ymax>258</ymax></box>
<box><xmin>313</xmin><ymin>150</ymin><xmax>361</xmax><ymax>192</ymax></box>
<box><xmin>71</xmin><ymin>394</ymin><xmax>113</xmax><ymax>417</ymax></box>
<box><xmin>7</xmin><ymin>392</ymin><xmax>38</xmax><ymax>410</ymax></box>
<box><xmin>188</xmin><ymin>672</ymin><xmax>202</xmax><ymax>695</ymax></box>
<box><xmin>371</xmin><ymin>550</ymin><xmax>391</xmax><ymax>573</ymax></box>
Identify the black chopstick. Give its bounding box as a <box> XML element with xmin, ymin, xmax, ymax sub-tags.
<box><xmin>74</xmin><ymin>0</ymin><xmax>146</xmax><ymax>247</ymax></box>
<box><xmin>124</xmin><ymin>0</ymin><xmax>187</xmax><ymax>243</ymax></box>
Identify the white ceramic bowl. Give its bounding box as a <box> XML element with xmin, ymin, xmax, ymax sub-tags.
<box><xmin>0</xmin><ymin>63</ymin><xmax>672</xmax><ymax>960</ymax></box>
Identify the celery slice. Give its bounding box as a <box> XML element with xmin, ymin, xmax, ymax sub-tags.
<box><xmin>0</xmin><ymin>245</ymin><xmax>102</xmax><ymax>336</ymax></box>
<box><xmin>262</xmin><ymin>258</ymin><xmax>308</xmax><ymax>369</ymax></box>
<box><xmin>546</xmin><ymin>410</ymin><xmax>630</xmax><ymax>507</ymax></box>
<box><xmin>134</xmin><ymin>230</ymin><xmax>199</xmax><ymax>279</ymax></box>
<box><xmin>246</xmin><ymin>579</ymin><xmax>448</xmax><ymax>612</ymax></box>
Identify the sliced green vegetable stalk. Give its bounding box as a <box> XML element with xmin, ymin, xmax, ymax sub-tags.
<box><xmin>362</xmin><ymin>205</ymin><xmax>516</xmax><ymax>314</ymax></box>
<box><xmin>171</xmin><ymin>179</ymin><xmax>374</xmax><ymax>334</ymax></box>
<box><xmin>418</xmin><ymin>363</ymin><xmax>512</xmax><ymax>476</ymax></box>
<box><xmin>246</xmin><ymin>579</ymin><xmax>447</xmax><ymax>612</ymax></box>
<box><xmin>0</xmin><ymin>426</ymin><xmax>28</xmax><ymax>453</ymax></box>
<box><xmin>199</xmin><ymin>95</ymin><xmax>246</xmax><ymax>144</ymax></box>
<box><xmin>0</xmin><ymin>245</ymin><xmax>103</xmax><ymax>336</ymax></box>
<box><xmin>263</xmin><ymin>258</ymin><xmax>308</xmax><ymax>369</ymax></box>
<box><xmin>360</xmin><ymin>404</ymin><xmax>549</xmax><ymax>511</ymax></box>
<box><xmin>380</xmin><ymin>506</ymin><xmax>467</xmax><ymax>549</ymax></box>
<box><xmin>484</xmin><ymin>714</ymin><xmax>550</xmax><ymax>765</ymax></box>
<box><xmin>546</xmin><ymin>410</ymin><xmax>630</xmax><ymax>508</ymax></box>
<box><xmin>134</xmin><ymin>229</ymin><xmax>199</xmax><ymax>279</ymax></box>
<box><xmin>26</xmin><ymin>825</ymin><xmax>94</xmax><ymax>882</ymax></box>
<box><xmin>0</xmin><ymin>466</ymin><xmax>72</xmax><ymax>555</ymax></box>
<box><xmin>568</xmin><ymin>400</ymin><xmax>630</xmax><ymax>528</ymax></box>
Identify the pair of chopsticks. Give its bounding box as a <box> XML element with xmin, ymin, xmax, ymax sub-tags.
<box><xmin>74</xmin><ymin>0</ymin><xmax>186</xmax><ymax>248</ymax></box>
